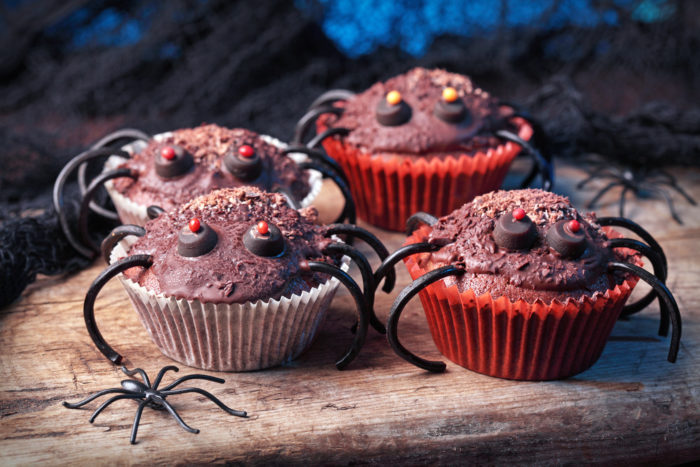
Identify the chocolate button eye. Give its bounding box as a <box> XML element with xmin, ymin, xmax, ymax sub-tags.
<box><xmin>242</xmin><ymin>221</ymin><xmax>285</xmax><ymax>257</ymax></box>
<box><xmin>177</xmin><ymin>218</ymin><xmax>218</xmax><ymax>257</ymax></box>
<box><xmin>155</xmin><ymin>145</ymin><xmax>194</xmax><ymax>179</ymax></box>
<box><xmin>375</xmin><ymin>91</ymin><xmax>411</xmax><ymax>126</ymax></box>
<box><xmin>493</xmin><ymin>210</ymin><xmax>538</xmax><ymax>250</ymax></box>
<box><xmin>546</xmin><ymin>219</ymin><xmax>587</xmax><ymax>258</ymax></box>
<box><xmin>434</xmin><ymin>86</ymin><xmax>468</xmax><ymax>123</ymax></box>
<box><xmin>223</xmin><ymin>144</ymin><xmax>263</xmax><ymax>181</ymax></box>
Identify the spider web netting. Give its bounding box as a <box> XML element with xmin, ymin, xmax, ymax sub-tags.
<box><xmin>1</xmin><ymin>0</ymin><xmax>698</xmax><ymax>306</ymax></box>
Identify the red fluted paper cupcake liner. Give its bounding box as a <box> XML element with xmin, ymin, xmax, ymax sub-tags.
<box><xmin>321</xmin><ymin>118</ymin><xmax>533</xmax><ymax>231</ymax></box>
<box><xmin>401</xmin><ymin>225</ymin><xmax>641</xmax><ymax>380</ymax></box>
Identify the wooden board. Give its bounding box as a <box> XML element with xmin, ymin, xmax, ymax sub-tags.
<box><xmin>2</xmin><ymin>162</ymin><xmax>699</xmax><ymax>465</ymax></box>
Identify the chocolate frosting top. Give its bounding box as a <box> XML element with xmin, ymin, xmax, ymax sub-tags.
<box><xmin>123</xmin><ymin>187</ymin><xmax>333</xmax><ymax>304</ymax></box>
<box><xmin>420</xmin><ymin>189</ymin><xmax>633</xmax><ymax>303</ymax></box>
<box><xmin>113</xmin><ymin>124</ymin><xmax>310</xmax><ymax>211</ymax></box>
<box><xmin>324</xmin><ymin>67</ymin><xmax>514</xmax><ymax>156</ymax></box>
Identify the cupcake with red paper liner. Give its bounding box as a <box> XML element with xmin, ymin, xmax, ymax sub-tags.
<box><xmin>54</xmin><ymin>124</ymin><xmax>356</xmax><ymax>259</ymax></box>
<box><xmin>293</xmin><ymin>67</ymin><xmax>552</xmax><ymax>231</ymax></box>
<box><xmin>374</xmin><ymin>189</ymin><xmax>680</xmax><ymax>380</ymax></box>
<box><xmin>86</xmin><ymin>187</ymin><xmax>391</xmax><ymax>372</ymax></box>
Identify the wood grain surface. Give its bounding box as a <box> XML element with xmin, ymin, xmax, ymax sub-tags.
<box><xmin>1</xmin><ymin>162</ymin><xmax>699</xmax><ymax>465</ymax></box>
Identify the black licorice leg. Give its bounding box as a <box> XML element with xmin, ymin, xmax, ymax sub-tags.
<box><xmin>388</xmin><ymin>265</ymin><xmax>463</xmax><ymax>372</ymax></box>
<box><xmin>292</xmin><ymin>105</ymin><xmax>344</xmax><ymax>145</ymax></box>
<box><xmin>89</xmin><ymin>394</ymin><xmax>142</xmax><ymax>423</ymax></box>
<box><xmin>597</xmin><ymin>217</ymin><xmax>668</xmax><ymax>274</ymax></box>
<box><xmin>159</xmin><ymin>374</ymin><xmax>225</xmax><ymax>391</ymax></box>
<box><xmin>63</xmin><ymin>388</ymin><xmax>130</xmax><ymax>408</ymax></box>
<box><xmin>298</xmin><ymin>161</ymin><xmax>356</xmax><ymax>225</ymax></box>
<box><xmin>306</xmin><ymin>261</ymin><xmax>368</xmax><ymax>370</ymax></box>
<box><xmin>609</xmin><ymin>238</ymin><xmax>669</xmax><ymax>336</ymax></box>
<box><xmin>323</xmin><ymin>243</ymin><xmax>381</xmax><ymax>333</ymax></box>
<box><xmin>282</xmin><ymin>145</ymin><xmax>347</xmax><ymax>183</ymax></box>
<box><xmin>121</xmin><ymin>367</ymin><xmax>152</xmax><ymax>387</ymax></box>
<box><xmin>79</xmin><ymin>168</ymin><xmax>137</xmax><ymax>253</ymax></box>
<box><xmin>307</xmin><ymin>127</ymin><xmax>350</xmax><ymax>150</ymax></box>
<box><xmin>495</xmin><ymin>129</ymin><xmax>554</xmax><ymax>191</ymax></box>
<box><xmin>78</xmin><ymin>129</ymin><xmax>150</xmax><ymax>220</ymax></box>
<box><xmin>151</xmin><ymin>365</ymin><xmax>179</xmax><ymax>390</ymax></box>
<box><xmin>84</xmin><ymin>255</ymin><xmax>153</xmax><ymax>364</ymax></box>
<box><xmin>406</xmin><ymin>211</ymin><xmax>438</xmax><ymax>236</ymax></box>
<box><xmin>274</xmin><ymin>187</ymin><xmax>302</xmax><ymax>209</ymax></box>
<box><xmin>159</xmin><ymin>398</ymin><xmax>199</xmax><ymax>434</ymax></box>
<box><xmin>159</xmin><ymin>388</ymin><xmax>247</xmax><ymax>417</ymax></box>
<box><xmin>101</xmin><ymin>224</ymin><xmax>146</xmax><ymax>263</ymax></box>
<box><xmin>608</xmin><ymin>262</ymin><xmax>681</xmax><ymax>363</ymax></box>
<box><xmin>146</xmin><ymin>205</ymin><xmax>165</xmax><ymax>220</ymax></box>
<box><xmin>373</xmin><ymin>242</ymin><xmax>441</xmax><ymax>296</ymax></box>
<box><xmin>53</xmin><ymin>147</ymin><xmax>130</xmax><ymax>257</ymax></box>
<box><xmin>130</xmin><ymin>400</ymin><xmax>149</xmax><ymax>444</ymax></box>
<box><xmin>325</xmin><ymin>224</ymin><xmax>395</xmax><ymax>293</ymax></box>
<box><xmin>308</xmin><ymin>89</ymin><xmax>355</xmax><ymax>110</ymax></box>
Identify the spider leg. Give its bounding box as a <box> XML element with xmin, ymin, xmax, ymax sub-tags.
<box><xmin>130</xmin><ymin>400</ymin><xmax>149</xmax><ymax>444</ymax></box>
<box><xmin>307</xmin><ymin>127</ymin><xmax>350</xmax><ymax>150</ymax></box>
<box><xmin>656</xmin><ymin>178</ymin><xmax>697</xmax><ymax>206</ymax></box>
<box><xmin>405</xmin><ymin>212</ymin><xmax>438</xmax><ymax>235</ymax></box>
<box><xmin>89</xmin><ymin>394</ymin><xmax>143</xmax><ymax>423</ymax></box>
<box><xmin>292</xmin><ymin>105</ymin><xmax>344</xmax><ymax>145</ymax></box>
<box><xmin>160</xmin><ymin>374</ymin><xmax>225</xmax><ymax>391</ymax></box>
<box><xmin>646</xmin><ymin>184</ymin><xmax>683</xmax><ymax>224</ymax></box>
<box><xmin>619</xmin><ymin>185</ymin><xmax>630</xmax><ymax>218</ymax></box>
<box><xmin>577</xmin><ymin>167</ymin><xmax>617</xmax><ymax>189</ymax></box>
<box><xmin>152</xmin><ymin>365</ymin><xmax>179</xmax><ymax>390</ymax></box>
<box><xmin>100</xmin><ymin>224</ymin><xmax>146</xmax><ymax>263</ymax></box>
<box><xmin>586</xmin><ymin>181</ymin><xmax>622</xmax><ymax>209</ymax></box>
<box><xmin>608</xmin><ymin>262</ymin><xmax>681</xmax><ymax>363</ymax></box>
<box><xmin>63</xmin><ymin>388</ymin><xmax>130</xmax><ymax>408</ymax></box>
<box><xmin>307</xmin><ymin>89</ymin><xmax>355</xmax><ymax>110</ymax></box>
<box><xmin>282</xmin><ymin>146</ymin><xmax>347</xmax><ymax>183</ymax></box>
<box><xmin>298</xmin><ymin>161</ymin><xmax>356</xmax><ymax>225</ymax></box>
<box><xmin>159</xmin><ymin>388</ymin><xmax>247</xmax><ymax>417</ymax></box>
<box><xmin>121</xmin><ymin>366</ymin><xmax>152</xmax><ymax>388</ymax></box>
<box><xmin>159</xmin><ymin>399</ymin><xmax>199</xmax><ymax>434</ymax></box>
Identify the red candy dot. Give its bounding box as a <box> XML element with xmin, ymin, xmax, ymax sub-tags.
<box><xmin>256</xmin><ymin>221</ymin><xmax>269</xmax><ymax>235</ymax></box>
<box><xmin>189</xmin><ymin>218</ymin><xmax>201</xmax><ymax>233</ymax></box>
<box><xmin>161</xmin><ymin>146</ymin><xmax>176</xmax><ymax>160</ymax></box>
<box><xmin>512</xmin><ymin>208</ymin><xmax>526</xmax><ymax>221</ymax></box>
<box><xmin>238</xmin><ymin>145</ymin><xmax>255</xmax><ymax>158</ymax></box>
<box><xmin>568</xmin><ymin>219</ymin><xmax>581</xmax><ymax>233</ymax></box>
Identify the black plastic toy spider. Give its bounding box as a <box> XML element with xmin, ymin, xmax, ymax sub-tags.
<box><xmin>63</xmin><ymin>365</ymin><xmax>247</xmax><ymax>444</ymax></box>
<box><xmin>291</xmin><ymin>89</ymin><xmax>554</xmax><ymax>191</ymax></box>
<box><xmin>372</xmin><ymin>209</ymin><xmax>681</xmax><ymax>376</ymax></box>
<box><xmin>578</xmin><ymin>157</ymin><xmax>697</xmax><ymax>224</ymax></box>
<box><xmin>53</xmin><ymin>128</ymin><xmax>356</xmax><ymax>258</ymax></box>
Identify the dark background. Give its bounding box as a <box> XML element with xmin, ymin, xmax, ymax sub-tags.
<box><xmin>1</xmin><ymin>0</ymin><xmax>699</xmax><ymax>306</ymax></box>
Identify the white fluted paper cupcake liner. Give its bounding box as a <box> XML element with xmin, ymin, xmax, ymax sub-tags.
<box><xmin>110</xmin><ymin>241</ymin><xmax>349</xmax><ymax>371</ymax></box>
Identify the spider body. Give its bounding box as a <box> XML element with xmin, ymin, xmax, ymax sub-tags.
<box><xmin>63</xmin><ymin>366</ymin><xmax>247</xmax><ymax>444</ymax></box>
<box><xmin>578</xmin><ymin>158</ymin><xmax>697</xmax><ymax>224</ymax></box>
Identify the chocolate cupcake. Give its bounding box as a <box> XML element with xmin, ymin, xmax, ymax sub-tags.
<box><xmin>294</xmin><ymin>68</ymin><xmax>552</xmax><ymax>231</ymax></box>
<box><xmin>376</xmin><ymin>189</ymin><xmax>680</xmax><ymax>380</ymax></box>
<box><xmin>55</xmin><ymin>124</ymin><xmax>355</xmax><ymax>258</ymax></box>
<box><xmin>87</xmin><ymin>187</ymin><xmax>388</xmax><ymax>371</ymax></box>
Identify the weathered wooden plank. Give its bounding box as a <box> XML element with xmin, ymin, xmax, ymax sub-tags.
<box><xmin>1</xmin><ymin>163</ymin><xmax>699</xmax><ymax>465</ymax></box>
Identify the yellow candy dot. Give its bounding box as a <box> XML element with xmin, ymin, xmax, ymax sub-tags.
<box><xmin>386</xmin><ymin>90</ymin><xmax>402</xmax><ymax>106</ymax></box>
<box><xmin>442</xmin><ymin>87</ymin><xmax>458</xmax><ymax>103</ymax></box>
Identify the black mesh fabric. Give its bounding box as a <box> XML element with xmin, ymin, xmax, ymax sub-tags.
<box><xmin>1</xmin><ymin>0</ymin><xmax>698</xmax><ymax>307</ymax></box>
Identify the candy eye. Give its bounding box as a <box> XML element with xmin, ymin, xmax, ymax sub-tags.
<box><xmin>546</xmin><ymin>219</ymin><xmax>587</xmax><ymax>258</ymax></box>
<box><xmin>493</xmin><ymin>208</ymin><xmax>538</xmax><ymax>250</ymax></box>
<box><xmin>155</xmin><ymin>144</ymin><xmax>194</xmax><ymax>179</ymax></box>
<box><xmin>242</xmin><ymin>220</ymin><xmax>285</xmax><ymax>257</ymax></box>
<box><xmin>177</xmin><ymin>217</ymin><xmax>218</xmax><ymax>257</ymax></box>
<box><xmin>376</xmin><ymin>90</ymin><xmax>411</xmax><ymax>126</ymax></box>
<box><xmin>434</xmin><ymin>87</ymin><xmax>469</xmax><ymax>124</ymax></box>
<box><xmin>224</xmin><ymin>144</ymin><xmax>263</xmax><ymax>181</ymax></box>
